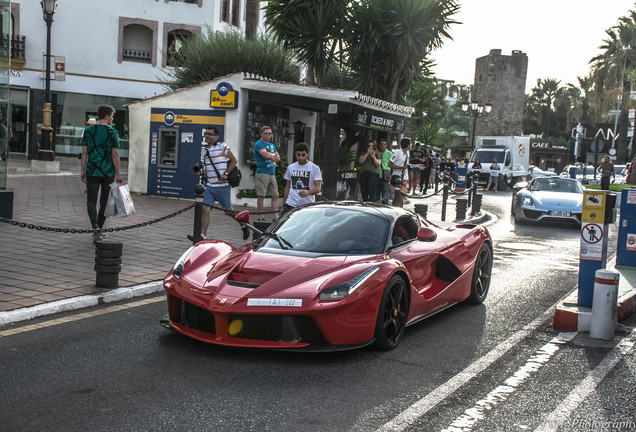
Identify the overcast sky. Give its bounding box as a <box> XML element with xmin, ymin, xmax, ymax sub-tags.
<box><xmin>431</xmin><ymin>0</ymin><xmax>636</xmax><ymax>92</ymax></box>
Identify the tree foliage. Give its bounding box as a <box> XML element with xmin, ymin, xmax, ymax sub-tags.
<box><xmin>262</xmin><ymin>0</ymin><xmax>459</xmax><ymax>103</ymax></box>
<box><xmin>163</xmin><ymin>29</ymin><xmax>300</xmax><ymax>90</ymax></box>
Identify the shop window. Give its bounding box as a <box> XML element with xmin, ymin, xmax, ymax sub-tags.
<box><xmin>158</xmin><ymin>128</ymin><xmax>178</xmax><ymax>168</ymax></box>
<box><xmin>118</xmin><ymin>18</ymin><xmax>158</xmax><ymax>67</ymax></box>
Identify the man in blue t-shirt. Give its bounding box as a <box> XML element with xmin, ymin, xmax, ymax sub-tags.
<box><xmin>254</xmin><ymin>125</ymin><xmax>280</xmax><ymax>220</ymax></box>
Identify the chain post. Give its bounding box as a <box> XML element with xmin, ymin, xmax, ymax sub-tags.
<box><xmin>441</xmin><ymin>168</ymin><xmax>449</xmax><ymax>221</ymax></box>
<box><xmin>192</xmin><ymin>184</ymin><xmax>205</xmax><ymax>244</ymax></box>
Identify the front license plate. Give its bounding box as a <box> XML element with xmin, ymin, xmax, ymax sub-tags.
<box><xmin>550</xmin><ymin>210</ymin><xmax>571</xmax><ymax>217</ymax></box>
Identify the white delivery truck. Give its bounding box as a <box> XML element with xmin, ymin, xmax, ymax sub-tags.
<box><xmin>467</xmin><ymin>136</ymin><xmax>530</xmax><ymax>191</ymax></box>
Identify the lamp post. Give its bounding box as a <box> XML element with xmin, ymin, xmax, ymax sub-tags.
<box><xmin>462</xmin><ymin>101</ymin><xmax>492</xmax><ymax>151</ymax></box>
<box><xmin>38</xmin><ymin>0</ymin><xmax>57</xmax><ymax>161</ymax></box>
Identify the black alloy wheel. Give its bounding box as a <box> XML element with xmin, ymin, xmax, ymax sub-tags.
<box><xmin>465</xmin><ymin>243</ymin><xmax>492</xmax><ymax>304</ymax></box>
<box><xmin>373</xmin><ymin>275</ymin><xmax>409</xmax><ymax>350</ymax></box>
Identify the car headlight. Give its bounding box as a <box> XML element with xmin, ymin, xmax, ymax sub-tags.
<box><xmin>319</xmin><ymin>267</ymin><xmax>380</xmax><ymax>301</ymax></box>
<box><xmin>172</xmin><ymin>246</ymin><xmax>195</xmax><ymax>279</ymax></box>
<box><xmin>522</xmin><ymin>196</ymin><xmax>535</xmax><ymax>206</ymax></box>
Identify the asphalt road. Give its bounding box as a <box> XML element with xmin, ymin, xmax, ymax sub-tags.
<box><xmin>1</xmin><ymin>191</ymin><xmax>635</xmax><ymax>432</ymax></box>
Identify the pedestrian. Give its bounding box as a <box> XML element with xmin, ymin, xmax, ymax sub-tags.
<box><xmin>254</xmin><ymin>125</ymin><xmax>281</xmax><ymax>221</ymax></box>
<box><xmin>485</xmin><ymin>157</ymin><xmax>500</xmax><ymax>192</ymax></box>
<box><xmin>419</xmin><ymin>149</ymin><xmax>433</xmax><ymax>193</ymax></box>
<box><xmin>80</xmin><ymin>105</ymin><xmax>123</xmax><ymax>243</ymax></box>
<box><xmin>377</xmin><ymin>138</ymin><xmax>392</xmax><ymax>204</ymax></box>
<box><xmin>408</xmin><ymin>142</ymin><xmax>425</xmax><ymax>195</ymax></box>
<box><xmin>358</xmin><ymin>140</ymin><xmax>381</xmax><ymax>202</ymax></box>
<box><xmin>282</xmin><ymin>142</ymin><xmax>322</xmax><ymax>214</ymax></box>
<box><xmin>389</xmin><ymin>137</ymin><xmax>411</xmax><ymax>208</ymax></box>
<box><xmin>599</xmin><ymin>155</ymin><xmax>615</xmax><ymax>190</ymax></box>
<box><xmin>189</xmin><ymin>126</ymin><xmax>244</xmax><ymax>242</ymax></box>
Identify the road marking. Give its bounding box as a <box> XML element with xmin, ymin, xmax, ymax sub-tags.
<box><xmin>376</xmin><ymin>305</ymin><xmax>556</xmax><ymax>432</ymax></box>
<box><xmin>0</xmin><ymin>296</ymin><xmax>164</xmax><ymax>338</ymax></box>
<box><xmin>440</xmin><ymin>332</ymin><xmax>576</xmax><ymax>432</ymax></box>
<box><xmin>534</xmin><ymin>330</ymin><xmax>636</xmax><ymax>432</ymax></box>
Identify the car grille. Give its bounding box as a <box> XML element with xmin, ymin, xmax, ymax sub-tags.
<box><xmin>168</xmin><ymin>295</ymin><xmax>216</xmax><ymax>334</ymax></box>
<box><xmin>523</xmin><ymin>209</ymin><xmax>544</xmax><ymax>219</ymax></box>
<box><xmin>228</xmin><ymin>314</ymin><xmax>324</xmax><ymax>343</ymax></box>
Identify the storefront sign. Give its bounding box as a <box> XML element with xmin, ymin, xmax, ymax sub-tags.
<box><xmin>210</xmin><ymin>82</ymin><xmax>238</xmax><ymax>109</ymax></box>
<box><xmin>352</xmin><ymin>106</ymin><xmax>406</xmax><ymax>132</ymax></box>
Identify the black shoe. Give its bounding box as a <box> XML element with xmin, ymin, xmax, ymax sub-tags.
<box><xmin>241</xmin><ymin>226</ymin><xmax>250</xmax><ymax>240</ymax></box>
<box><xmin>187</xmin><ymin>234</ymin><xmax>206</xmax><ymax>242</ymax></box>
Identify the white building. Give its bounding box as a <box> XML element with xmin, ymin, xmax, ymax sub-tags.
<box><xmin>6</xmin><ymin>0</ymin><xmax>264</xmax><ymax>159</ymax></box>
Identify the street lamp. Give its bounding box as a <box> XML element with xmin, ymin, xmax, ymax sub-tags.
<box><xmin>462</xmin><ymin>101</ymin><xmax>492</xmax><ymax>151</ymax></box>
<box><xmin>39</xmin><ymin>0</ymin><xmax>57</xmax><ymax>161</ymax></box>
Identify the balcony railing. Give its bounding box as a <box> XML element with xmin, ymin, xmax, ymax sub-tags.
<box><xmin>0</xmin><ymin>34</ymin><xmax>26</xmax><ymax>60</ymax></box>
<box><xmin>122</xmin><ymin>48</ymin><xmax>152</xmax><ymax>64</ymax></box>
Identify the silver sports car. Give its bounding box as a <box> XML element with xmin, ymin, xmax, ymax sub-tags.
<box><xmin>511</xmin><ymin>177</ymin><xmax>583</xmax><ymax>224</ymax></box>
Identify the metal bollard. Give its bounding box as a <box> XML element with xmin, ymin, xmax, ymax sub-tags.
<box><xmin>441</xmin><ymin>170</ymin><xmax>449</xmax><ymax>221</ymax></box>
<box><xmin>455</xmin><ymin>198</ymin><xmax>468</xmax><ymax>221</ymax></box>
<box><xmin>590</xmin><ymin>269</ymin><xmax>619</xmax><ymax>340</ymax></box>
<box><xmin>414</xmin><ymin>204</ymin><xmax>428</xmax><ymax>219</ymax></box>
<box><xmin>191</xmin><ymin>183</ymin><xmax>206</xmax><ymax>245</ymax></box>
<box><xmin>472</xmin><ymin>193</ymin><xmax>483</xmax><ymax>216</ymax></box>
<box><xmin>95</xmin><ymin>240</ymin><xmax>123</xmax><ymax>288</ymax></box>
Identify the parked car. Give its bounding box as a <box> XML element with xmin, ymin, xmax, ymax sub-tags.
<box><xmin>512</xmin><ymin>177</ymin><xmax>583</xmax><ymax>225</ymax></box>
<box><xmin>559</xmin><ymin>164</ymin><xmax>599</xmax><ymax>184</ymax></box>
<box><xmin>161</xmin><ymin>202</ymin><xmax>493</xmax><ymax>351</ymax></box>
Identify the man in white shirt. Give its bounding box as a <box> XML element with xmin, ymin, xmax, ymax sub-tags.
<box><xmin>389</xmin><ymin>137</ymin><xmax>411</xmax><ymax>207</ymax></box>
<box><xmin>282</xmin><ymin>142</ymin><xmax>322</xmax><ymax>214</ymax></box>
<box><xmin>485</xmin><ymin>157</ymin><xmax>500</xmax><ymax>192</ymax></box>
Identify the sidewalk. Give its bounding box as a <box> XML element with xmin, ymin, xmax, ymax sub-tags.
<box><xmin>0</xmin><ymin>157</ymin><xmax>487</xmax><ymax>322</ymax></box>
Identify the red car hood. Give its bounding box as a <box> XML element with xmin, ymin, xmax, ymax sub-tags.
<box><xmin>194</xmin><ymin>247</ymin><xmax>361</xmax><ymax>298</ymax></box>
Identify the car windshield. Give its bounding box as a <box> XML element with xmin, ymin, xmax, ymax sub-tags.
<box><xmin>258</xmin><ymin>207</ymin><xmax>390</xmax><ymax>254</ymax></box>
<box><xmin>470</xmin><ymin>150</ymin><xmax>505</xmax><ymax>163</ymax></box>
<box><xmin>529</xmin><ymin>178</ymin><xmax>583</xmax><ymax>193</ymax></box>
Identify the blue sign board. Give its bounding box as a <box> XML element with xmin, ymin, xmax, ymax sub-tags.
<box><xmin>148</xmin><ymin>108</ymin><xmax>226</xmax><ymax>199</ymax></box>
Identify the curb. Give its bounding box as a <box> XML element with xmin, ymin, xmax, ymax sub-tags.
<box><xmin>0</xmin><ymin>281</ymin><xmax>164</xmax><ymax>327</ymax></box>
<box><xmin>553</xmin><ymin>286</ymin><xmax>636</xmax><ymax>332</ymax></box>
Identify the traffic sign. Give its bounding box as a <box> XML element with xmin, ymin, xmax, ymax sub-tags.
<box><xmin>581</xmin><ymin>223</ymin><xmax>603</xmax><ymax>244</ymax></box>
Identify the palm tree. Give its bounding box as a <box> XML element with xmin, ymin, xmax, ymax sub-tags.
<box><xmin>261</xmin><ymin>0</ymin><xmax>350</xmax><ymax>86</ymax></box>
<box><xmin>590</xmin><ymin>9</ymin><xmax>636</xmax><ymax>162</ymax></box>
<box><xmin>532</xmin><ymin>78</ymin><xmax>561</xmax><ymax>138</ymax></box>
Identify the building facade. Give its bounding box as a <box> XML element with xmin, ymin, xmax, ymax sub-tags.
<box><xmin>6</xmin><ymin>0</ymin><xmax>263</xmax><ymax>160</ymax></box>
<box><xmin>473</xmin><ymin>49</ymin><xmax>528</xmax><ymax>137</ymax></box>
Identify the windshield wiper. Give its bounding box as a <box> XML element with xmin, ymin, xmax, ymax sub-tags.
<box><xmin>260</xmin><ymin>232</ymin><xmax>294</xmax><ymax>250</ymax></box>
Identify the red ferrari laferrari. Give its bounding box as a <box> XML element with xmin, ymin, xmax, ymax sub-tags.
<box><xmin>162</xmin><ymin>202</ymin><xmax>492</xmax><ymax>351</ymax></box>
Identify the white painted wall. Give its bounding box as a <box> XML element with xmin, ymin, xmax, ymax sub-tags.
<box><xmin>14</xmin><ymin>0</ymin><xmax>266</xmax><ymax>99</ymax></box>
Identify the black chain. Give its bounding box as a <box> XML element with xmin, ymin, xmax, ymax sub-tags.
<box><xmin>0</xmin><ymin>204</ymin><xmax>195</xmax><ymax>234</ymax></box>
<box><xmin>204</xmin><ymin>202</ymin><xmax>280</xmax><ymax>215</ymax></box>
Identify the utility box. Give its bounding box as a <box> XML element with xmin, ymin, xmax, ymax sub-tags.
<box><xmin>617</xmin><ymin>188</ymin><xmax>636</xmax><ymax>267</ymax></box>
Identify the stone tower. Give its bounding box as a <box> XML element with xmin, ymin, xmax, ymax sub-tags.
<box><xmin>473</xmin><ymin>49</ymin><xmax>528</xmax><ymax>136</ymax></box>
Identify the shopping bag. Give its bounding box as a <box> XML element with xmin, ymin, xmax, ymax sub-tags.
<box><xmin>104</xmin><ymin>188</ymin><xmax>118</xmax><ymax>218</ymax></box>
<box><xmin>113</xmin><ymin>182</ymin><xmax>135</xmax><ymax>217</ymax></box>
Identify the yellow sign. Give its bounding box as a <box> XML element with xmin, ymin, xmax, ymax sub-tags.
<box><xmin>210</xmin><ymin>90</ymin><xmax>238</xmax><ymax>109</ymax></box>
<box><xmin>582</xmin><ymin>190</ymin><xmax>605</xmax><ymax>224</ymax></box>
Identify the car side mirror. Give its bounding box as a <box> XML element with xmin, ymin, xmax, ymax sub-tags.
<box><xmin>235</xmin><ymin>211</ymin><xmax>250</xmax><ymax>223</ymax></box>
<box><xmin>416</xmin><ymin>227</ymin><xmax>437</xmax><ymax>242</ymax></box>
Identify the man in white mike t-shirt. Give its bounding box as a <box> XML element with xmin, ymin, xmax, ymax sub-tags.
<box><xmin>282</xmin><ymin>142</ymin><xmax>323</xmax><ymax>214</ymax></box>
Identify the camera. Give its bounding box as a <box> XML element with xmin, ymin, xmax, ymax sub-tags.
<box><xmin>192</xmin><ymin>162</ymin><xmax>204</xmax><ymax>173</ymax></box>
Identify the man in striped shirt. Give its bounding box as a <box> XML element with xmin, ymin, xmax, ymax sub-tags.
<box><xmin>191</xmin><ymin>126</ymin><xmax>238</xmax><ymax>241</ymax></box>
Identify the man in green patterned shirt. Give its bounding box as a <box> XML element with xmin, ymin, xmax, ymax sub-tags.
<box><xmin>80</xmin><ymin>105</ymin><xmax>123</xmax><ymax>243</ymax></box>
